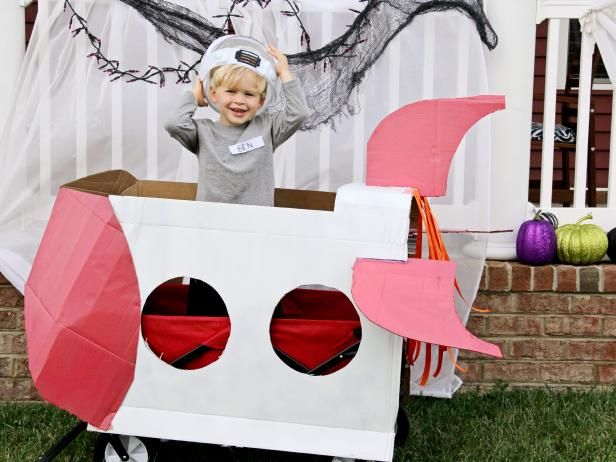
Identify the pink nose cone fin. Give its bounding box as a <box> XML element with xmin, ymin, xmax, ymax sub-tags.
<box><xmin>352</xmin><ymin>258</ymin><xmax>502</xmax><ymax>358</ymax></box>
<box><xmin>25</xmin><ymin>188</ymin><xmax>141</xmax><ymax>429</ymax></box>
<box><xmin>366</xmin><ymin>95</ymin><xmax>505</xmax><ymax>196</ymax></box>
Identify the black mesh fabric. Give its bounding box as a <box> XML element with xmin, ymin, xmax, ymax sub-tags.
<box><xmin>72</xmin><ymin>0</ymin><xmax>497</xmax><ymax>130</ymax></box>
<box><xmin>117</xmin><ymin>0</ymin><xmax>227</xmax><ymax>55</ymax></box>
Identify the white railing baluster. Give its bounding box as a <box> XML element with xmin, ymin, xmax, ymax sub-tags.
<box><xmin>0</xmin><ymin>3</ymin><xmax>25</xmax><ymax>136</ymax></box>
<box><xmin>386</xmin><ymin>24</ymin><xmax>401</xmax><ymax>115</ymax></box>
<box><xmin>608</xmin><ymin>90</ymin><xmax>616</xmax><ymax>207</ymax></box>
<box><xmin>318</xmin><ymin>129</ymin><xmax>330</xmax><ymax>190</ymax></box>
<box><xmin>572</xmin><ymin>31</ymin><xmax>595</xmax><ymax>208</ymax></box>
<box><xmin>352</xmin><ymin>87</ymin><xmax>366</xmax><ymax>184</ymax></box>
<box><xmin>452</xmin><ymin>17</ymin><xmax>471</xmax><ymax>206</ymax></box>
<box><xmin>282</xmin><ymin>15</ymin><xmax>298</xmax><ymax>188</ymax></box>
<box><xmin>318</xmin><ymin>11</ymin><xmax>333</xmax><ymax>191</ymax></box>
<box><xmin>39</xmin><ymin>0</ymin><xmax>51</xmax><ymax>197</ymax></box>
<box><xmin>110</xmin><ymin>12</ymin><xmax>123</xmax><ymax>170</ymax></box>
<box><xmin>146</xmin><ymin>25</ymin><xmax>158</xmax><ymax>179</ymax></box>
<box><xmin>421</xmin><ymin>14</ymin><xmax>436</xmax><ymax>99</ymax></box>
<box><xmin>540</xmin><ymin>18</ymin><xmax>561</xmax><ymax>208</ymax></box>
<box><xmin>75</xmin><ymin>12</ymin><xmax>88</xmax><ymax>178</ymax></box>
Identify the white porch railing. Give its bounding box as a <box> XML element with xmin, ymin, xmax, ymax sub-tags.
<box><xmin>535</xmin><ymin>0</ymin><xmax>616</xmax><ymax>231</ymax></box>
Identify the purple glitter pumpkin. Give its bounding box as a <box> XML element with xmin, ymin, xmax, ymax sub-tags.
<box><xmin>516</xmin><ymin>211</ymin><xmax>557</xmax><ymax>265</ymax></box>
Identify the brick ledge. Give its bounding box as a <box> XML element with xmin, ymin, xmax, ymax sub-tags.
<box><xmin>481</xmin><ymin>261</ymin><xmax>616</xmax><ymax>293</ymax></box>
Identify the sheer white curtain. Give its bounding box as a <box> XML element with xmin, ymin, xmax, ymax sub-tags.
<box><xmin>580</xmin><ymin>1</ymin><xmax>616</xmax><ymax>85</ymax></box>
<box><xmin>0</xmin><ymin>0</ymin><xmax>493</xmax><ymax>397</ymax></box>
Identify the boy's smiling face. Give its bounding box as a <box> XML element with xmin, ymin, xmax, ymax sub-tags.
<box><xmin>210</xmin><ymin>72</ymin><xmax>265</xmax><ymax>126</ymax></box>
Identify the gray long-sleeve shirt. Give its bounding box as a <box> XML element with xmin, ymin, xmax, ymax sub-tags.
<box><xmin>165</xmin><ymin>79</ymin><xmax>310</xmax><ymax>206</ymax></box>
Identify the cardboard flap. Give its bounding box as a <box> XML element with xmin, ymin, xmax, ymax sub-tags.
<box><xmin>63</xmin><ymin>169</ymin><xmax>138</xmax><ymax>196</ymax></box>
<box><xmin>352</xmin><ymin>258</ymin><xmax>502</xmax><ymax>358</ymax></box>
<box><xmin>121</xmin><ymin>180</ymin><xmax>197</xmax><ymax>200</ymax></box>
<box><xmin>62</xmin><ymin>170</ymin><xmax>335</xmax><ymax>210</ymax></box>
<box><xmin>275</xmin><ymin>188</ymin><xmax>336</xmax><ymax>211</ymax></box>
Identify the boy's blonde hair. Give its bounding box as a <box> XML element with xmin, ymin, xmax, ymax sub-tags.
<box><xmin>210</xmin><ymin>64</ymin><xmax>267</xmax><ymax>95</ymax></box>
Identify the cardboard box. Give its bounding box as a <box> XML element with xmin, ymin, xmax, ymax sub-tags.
<box><xmin>63</xmin><ymin>169</ymin><xmax>338</xmax><ymax>211</ymax></box>
<box><xmin>28</xmin><ymin>169</ymin><xmax>413</xmax><ymax>461</ymax></box>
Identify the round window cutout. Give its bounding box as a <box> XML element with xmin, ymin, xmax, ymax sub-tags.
<box><xmin>270</xmin><ymin>285</ymin><xmax>362</xmax><ymax>375</ymax></box>
<box><xmin>141</xmin><ymin>277</ymin><xmax>230</xmax><ymax>370</ymax></box>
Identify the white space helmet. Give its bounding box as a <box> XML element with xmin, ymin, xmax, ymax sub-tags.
<box><xmin>199</xmin><ymin>35</ymin><xmax>280</xmax><ymax>114</ymax></box>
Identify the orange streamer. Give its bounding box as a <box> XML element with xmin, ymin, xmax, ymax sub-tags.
<box><xmin>406</xmin><ymin>192</ymin><xmax>479</xmax><ymax>384</ymax></box>
<box><xmin>447</xmin><ymin>347</ymin><xmax>468</xmax><ymax>373</ymax></box>
<box><xmin>432</xmin><ymin>345</ymin><xmax>448</xmax><ymax>377</ymax></box>
<box><xmin>471</xmin><ymin>306</ymin><xmax>492</xmax><ymax>313</ymax></box>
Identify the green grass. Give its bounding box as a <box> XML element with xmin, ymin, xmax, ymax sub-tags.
<box><xmin>2</xmin><ymin>386</ymin><xmax>615</xmax><ymax>462</ymax></box>
<box><xmin>399</xmin><ymin>385</ymin><xmax>616</xmax><ymax>462</ymax></box>
<box><xmin>0</xmin><ymin>401</ymin><xmax>95</xmax><ymax>462</ymax></box>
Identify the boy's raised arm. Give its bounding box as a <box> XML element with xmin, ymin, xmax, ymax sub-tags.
<box><xmin>267</xmin><ymin>45</ymin><xmax>311</xmax><ymax>149</ymax></box>
<box><xmin>192</xmin><ymin>77</ymin><xmax>208</xmax><ymax>107</ymax></box>
<box><xmin>266</xmin><ymin>44</ymin><xmax>293</xmax><ymax>83</ymax></box>
<box><xmin>164</xmin><ymin>78</ymin><xmax>206</xmax><ymax>154</ymax></box>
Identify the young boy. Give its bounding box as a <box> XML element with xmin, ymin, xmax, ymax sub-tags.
<box><xmin>165</xmin><ymin>38</ymin><xmax>310</xmax><ymax>315</ymax></box>
<box><xmin>165</xmin><ymin>40</ymin><xmax>309</xmax><ymax>207</ymax></box>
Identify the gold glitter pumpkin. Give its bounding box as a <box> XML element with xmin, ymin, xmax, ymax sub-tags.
<box><xmin>556</xmin><ymin>213</ymin><xmax>608</xmax><ymax>265</ymax></box>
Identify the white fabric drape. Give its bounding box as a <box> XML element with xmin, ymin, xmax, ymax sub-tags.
<box><xmin>580</xmin><ymin>0</ymin><xmax>616</xmax><ymax>87</ymax></box>
<box><xmin>0</xmin><ymin>0</ymin><xmax>493</xmax><ymax>398</ymax></box>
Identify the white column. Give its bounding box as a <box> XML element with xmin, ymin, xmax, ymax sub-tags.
<box><xmin>0</xmin><ymin>3</ymin><xmax>26</xmax><ymax>134</ymax></box>
<box><xmin>481</xmin><ymin>0</ymin><xmax>537</xmax><ymax>260</ymax></box>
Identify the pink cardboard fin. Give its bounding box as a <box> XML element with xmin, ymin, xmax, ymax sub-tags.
<box><xmin>352</xmin><ymin>258</ymin><xmax>502</xmax><ymax>358</ymax></box>
<box><xmin>25</xmin><ymin>188</ymin><xmax>141</xmax><ymax>429</ymax></box>
<box><xmin>366</xmin><ymin>95</ymin><xmax>505</xmax><ymax>196</ymax></box>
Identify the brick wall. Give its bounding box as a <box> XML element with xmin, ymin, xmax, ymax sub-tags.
<box><xmin>460</xmin><ymin>261</ymin><xmax>616</xmax><ymax>389</ymax></box>
<box><xmin>0</xmin><ymin>273</ymin><xmax>38</xmax><ymax>400</ymax></box>
<box><xmin>1</xmin><ymin>262</ymin><xmax>615</xmax><ymax>401</ymax></box>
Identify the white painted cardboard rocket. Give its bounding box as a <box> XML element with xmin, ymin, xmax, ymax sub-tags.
<box><xmin>25</xmin><ymin>95</ymin><xmax>504</xmax><ymax>461</ymax></box>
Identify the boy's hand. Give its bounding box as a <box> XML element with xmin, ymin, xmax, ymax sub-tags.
<box><xmin>267</xmin><ymin>44</ymin><xmax>293</xmax><ymax>83</ymax></box>
<box><xmin>193</xmin><ymin>77</ymin><xmax>208</xmax><ymax>107</ymax></box>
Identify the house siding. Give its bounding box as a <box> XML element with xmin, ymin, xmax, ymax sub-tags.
<box><xmin>25</xmin><ymin>1</ymin><xmax>37</xmax><ymax>47</ymax></box>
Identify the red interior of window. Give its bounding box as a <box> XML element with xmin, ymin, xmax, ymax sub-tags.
<box><xmin>141</xmin><ymin>283</ymin><xmax>361</xmax><ymax>374</ymax></box>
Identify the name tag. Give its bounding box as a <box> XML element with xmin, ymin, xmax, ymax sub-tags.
<box><xmin>229</xmin><ymin>136</ymin><xmax>265</xmax><ymax>155</ymax></box>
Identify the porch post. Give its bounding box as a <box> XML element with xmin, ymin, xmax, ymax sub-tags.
<box><xmin>481</xmin><ymin>0</ymin><xmax>537</xmax><ymax>259</ymax></box>
<box><xmin>0</xmin><ymin>2</ymin><xmax>26</xmax><ymax>134</ymax></box>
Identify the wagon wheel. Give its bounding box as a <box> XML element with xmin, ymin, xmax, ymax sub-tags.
<box><xmin>93</xmin><ymin>434</ymin><xmax>158</xmax><ymax>462</ymax></box>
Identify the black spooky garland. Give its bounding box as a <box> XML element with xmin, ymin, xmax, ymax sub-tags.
<box><xmin>64</xmin><ymin>0</ymin><xmax>198</xmax><ymax>86</ymax></box>
<box><xmin>63</xmin><ymin>0</ymin><xmax>311</xmax><ymax>86</ymax></box>
<box><xmin>63</xmin><ymin>0</ymin><xmax>497</xmax><ymax>130</ymax></box>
